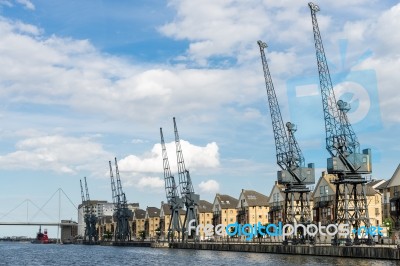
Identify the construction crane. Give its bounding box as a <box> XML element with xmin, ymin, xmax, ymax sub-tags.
<box><xmin>257</xmin><ymin>41</ymin><xmax>315</xmax><ymax>244</ymax></box>
<box><xmin>160</xmin><ymin>127</ymin><xmax>183</xmax><ymax>242</ymax></box>
<box><xmin>308</xmin><ymin>2</ymin><xmax>373</xmax><ymax>245</ymax></box>
<box><xmin>173</xmin><ymin>117</ymin><xmax>199</xmax><ymax>242</ymax></box>
<box><xmin>84</xmin><ymin>177</ymin><xmax>98</xmax><ymax>243</ymax></box>
<box><xmin>109</xmin><ymin>158</ymin><xmax>133</xmax><ymax>241</ymax></box>
<box><xmin>80</xmin><ymin>179</ymin><xmax>90</xmax><ymax>243</ymax></box>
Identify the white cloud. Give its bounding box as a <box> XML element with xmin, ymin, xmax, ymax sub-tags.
<box><xmin>118</xmin><ymin>140</ymin><xmax>220</xmax><ymax>174</ymax></box>
<box><xmin>135</xmin><ymin>176</ymin><xmax>164</xmax><ymax>189</ymax></box>
<box><xmin>0</xmin><ymin>134</ymin><xmax>111</xmax><ymax>174</ymax></box>
<box><xmin>198</xmin><ymin>179</ymin><xmax>220</xmax><ymax>194</ymax></box>
<box><xmin>16</xmin><ymin>0</ymin><xmax>34</xmax><ymax>10</ymax></box>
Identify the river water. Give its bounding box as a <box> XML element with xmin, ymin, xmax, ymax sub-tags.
<box><xmin>0</xmin><ymin>242</ymin><xmax>397</xmax><ymax>266</ymax></box>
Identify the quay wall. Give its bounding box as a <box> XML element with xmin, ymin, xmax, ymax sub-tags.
<box><xmin>100</xmin><ymin>241</ymin><xmax>152</xmax><ymax>247</ymax></box>
<box><xmin>170</xmin><ymin>242</ymin><xmax>400</xmax><ymax>260</ymax></box>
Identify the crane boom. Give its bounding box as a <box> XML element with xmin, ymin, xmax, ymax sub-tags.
<box><xmin>308</xmin><ymin>2</ymin><xmax>371</xmax><ymax>174</ymax></box>
<box><xmin>257</xmin><ymin>41</ymin><xmax>290</xmax><ymax>171</ymax></box>
<box><xmin>161</xmin><ymin>128</ymin><xmax>179</xmax><ymax>201</ymax></box>
<box><xmin>257</xmin><ymin>41</ymin><xmax>314</xmax><ymax>184</ymax></box>
<box><xmin>80</xmin><ymin>179</ymin><xmax>86</xmax><ymax>204</ymax></box>
<box><xmin>109</xmin><ymin>161</ymin><xmax>118</xmax><ymax>206</ymax></box>
<box><xmin>160</xmin><ymin>127</ymin><xmax>183</xmax><ymax>242</ymax></box>
<box><xmin>173</xmin><ymin>117</ymin><xmax>194</xmax><ymax>195</ymax></box>
<box><xmin>84</xmin><ymin>177</ymin><xmax>90</xmax><ymax>202</ymax></box>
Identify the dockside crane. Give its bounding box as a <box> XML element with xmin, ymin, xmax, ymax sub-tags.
<box><xmin>113</xmin><ymin>157</ymin><xmax>133</xmax><ymax>241</ymax></box>
<box><xmin>160</xmin><ymin>127</ymin><xmax>183</xmax><ymax>242</ymax></box>
<box><xmin>257</xmin><ymin>41</ymin><xmax>315</xmax><ymax>242</ymax></box>
<box><xmin>80</xmin><ymin>179</ymin><xmax>90</xmax><ymax>243</ymax></box>
<box><xmin>173</xmin><ymin>117</ymin><xmax>200</xmax><ymax>242</ymax></box>
<box><xmin>308</xmin><ymin>2</ymin><xmax>373</xmax><ymax>245</ymax></box>
<box><xmin>84</xmin><ymin>177</ymin><xmax>98</xmax><ymax>243</ymax></box>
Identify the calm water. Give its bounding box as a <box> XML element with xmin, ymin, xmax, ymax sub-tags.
<box><xmin>0</xmin><ymin>242</ymin><xmax>397</xmax><ymax>266</ymax></box>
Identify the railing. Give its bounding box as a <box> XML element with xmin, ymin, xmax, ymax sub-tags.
<box><xmin>270</xmin><ymin>202</ymin><xmax>282</xmax><ymax>211</ymax></box>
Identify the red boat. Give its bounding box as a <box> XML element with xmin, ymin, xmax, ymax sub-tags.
<box><xmin>31</xmin><ymin>226</ymin><xmax>49</xmax><ymax>244</ymax></box>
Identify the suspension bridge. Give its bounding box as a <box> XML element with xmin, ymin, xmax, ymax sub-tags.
<box><xmin>0</xmin><ymin>188</ymin><xmax>78</xmax><ymax>239</ymax></box>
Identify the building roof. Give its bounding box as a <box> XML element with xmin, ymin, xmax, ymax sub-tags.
<box><xmin>388</xmin><ymin>164</ymin><xmax>400</xmax><ymax>188</ymax></box>
<box><xmin>134</xmin><ymin>208</ymin><xmax>146</xmax><ymax>220</ymax></box>
<box><xmin>376</xmin><ymin>180</ymin><xmax>390</xmax><ymax>190</ymax></box>
<box><xmin>240</xmin><ymin>189</ymin><xmax>269</xmax><ymax>207</ymax></box>
<box><xmin>160</xmin><ymin>202</ymin><xmax>185</xmax><ymax>216</ymax></box>
<box><xmin>161</xmin><ymin>203</ymin><xmax>172</xmax><ymax>215</ymax></box>
<box><xmin>215</xmin><ymin>194</ymin><xmax>238</xmax><ymax>209</ymax></box>
<box><xmin>146</xmin><ymin>207</ymin><xmax>160</xmax><ymax>218</ymax></box>
<box><xmin>313</xmin><ymin>172</ymin><xmax>379</xmax><ymax>197</ymax></box>
<box><xmin>197</xmin><ymin>200</ymin><xmax>213</xmax><ymax>213</ymax></box>
<box><xmin>368</xmin><ymin>179</ymin><xmax>386</xmax><ymax>188</ymax></box>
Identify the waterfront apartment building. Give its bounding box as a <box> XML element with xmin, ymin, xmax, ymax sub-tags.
<box><xmin>313</xmin><ymin>172</ymin><xmax>336</xmax><ymax>225</ymax></box>
<box><xmin>196</xmin><ymin>200</ymin><xmax>213</xmax><ymax>240</ymax></box>
<box><xmin>97</xmin><ymin>215</ymin><xmax>113</xmax><ymax>241</ymax></box>
<box><xmin>145</xmin><ymin>207</ymin><xmax>160</xmax><ymax>239</ymax></box>
<box><xmin>236</xmin><ymin>189</ymin><xmax>269</xmax><ymax>226</ymax></box>
<box><xmin>377</xmin><ymin>180</ymin><xmax>391</xmax><ymax>224</ymax></box>
<box><xmin>132</xmin><ymin>208</ymin><xmax>146</xmax><ymax>240</ymax></box>
<box><xmin>77</xmin><ymin>200</ymin><xmax>108</xmax><ymax>237</ymax></box>
<box><xmin>313</xmin><ymin>171</ymin><xmax>382</xmax><ymax>227</ymax></box>
<box><xmin>387</xmin><ymin>164</ymin><xmax>400</xmax><ymax>229</ymax></box>
<box><xmin>159</xmin><ymin>202</ymin><xmax>185</xmax><ymax>240</ymax></box>
<box><xmin>267</xmin><ymin>182</ymin><xmax>285</xmax><ymax>224</ymax></box>
<box><xmin>212</xmin><ymin>194</ymin><xmax>238</xmax><ymax>237</ymax></box>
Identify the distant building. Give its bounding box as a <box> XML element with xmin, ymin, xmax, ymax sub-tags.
<box><xmin>212</xmin><ymin>193</ymin><xmax>238</xmax><ymax>237</ymax></box>
<box><xmin>377</xmin><ymin>180</ymin><xmax>390</xmax><ymax>224</ymax></box>
<box><xmin>60</xmin><ymin>220</ymin><xmax>78</xmax><ymax>243</ymax></box>
<box><xmin>387</xmin><ymin>164</ymin><xmax>400</xmax><ymax>229</ymax></box>
<box><xmin>132</xmin><ymin>208</ymin><xmax>146</xmax><ymax>240</ymax></box>
<box><xmin>196</xmin><ymin>200</ymin><xmax>213</xmax><ymax>240</ymax></box>
<box><xmin>77</xmin><ymin>200</ymin><xmax>107</xmax><ymax>237</ymax></box>
<box><xmin>313</xmin><ymin>172</ymin><xmax>336</xmax><ymax>225</ymax></box>
<box><xmin>313</xmin><ymin>171</ymin><xmax>382</xmax><ymax>227</ymax></box>
<box><xmin>159</xmin><ymin>202</ymin><xmax>185</xmax><ymax>240</ymax></box>
<box><xmin>144</xmin><ymin>207</ymin><xmax>160</xmax><ymax>238</ymax></box>
<box><xmin>267</xmin><ymin>182</ymin><xmax>285</xmax><ymax>224</ymax></box>
<box><xmin>236</xmin><ymin>189</ymin><xmax>269</xmax><ymax>226</ymax></box>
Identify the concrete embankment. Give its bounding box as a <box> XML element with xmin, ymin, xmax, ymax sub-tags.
<box><xmin>170</xmin><ymin>242</ymin><xmax>400</xmax><ymax>260</ymax></box>
<box><xmin>100</xmin><ymin>241</ymin><xmax>152</xmax><ymax>247</ymax></box>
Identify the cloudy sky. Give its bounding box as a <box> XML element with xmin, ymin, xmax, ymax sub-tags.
<box><xmin>0</xmin><ymin>0</ymin><xmax>399</xmax><ymax>237</ymax></box>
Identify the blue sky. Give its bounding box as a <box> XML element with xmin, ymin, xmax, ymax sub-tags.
<box><xmin>0</xmin><ymin>0</ymin><xmax>399</xmax><ymax>237</ymax></box>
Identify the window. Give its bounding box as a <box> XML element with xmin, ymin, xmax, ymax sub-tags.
<box><xmin>391</xmin><ymin>202</ymin><xmax>396</xmax><ymax>212</ymax></box>
<box><xmin>230</xmin><ymin>210</ymin><xmax>233</xmax><ymax>214</ymax></box>
<box><xmin>320</xmin><ymin>185</ymin><xmax>328</xmax><ymax>195</ymax></box>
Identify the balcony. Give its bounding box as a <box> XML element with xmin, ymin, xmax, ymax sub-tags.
<box><xmin>316</xmin><ymin>195</ymin><xmax>333</xmax><ymax>208</ymax></box>
<box><xmin>237</xmin><ymin>208</ymin><xmax>246</xmax><ymax>216</ymax></box>
<box><xmin>270</xmin><ymin>202</ymin><xmax>282</xmax><ymax>211</ymax></box>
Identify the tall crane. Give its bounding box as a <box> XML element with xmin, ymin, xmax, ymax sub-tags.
<box><xmin>160</xmin><ymin>127</ymin><xmax>183</xmax><ymax>242</ymax></box>
<box><xmin>257</xmin><ymin>41</ymin><xmax>315</xmax><ymax>243</ymax></box>
<box><xmin>80</xmin><ymin>179</ymin><xmax>90</xmax><ymax>243</ymax></box>
<box><xmin>109</xmin><ymin>158</ymin><xmax>133</xmax><ymax>241</ymax></box>
<box><xmin>173</xmin><ymin>117</ymin><xmax>200</xmax><ymax>242</ymax></box>
<box><xmin>83</xmin><ymin>177</ymin><xmax>98</xmax><ymax>243</ymax></box>
<box><xmin>308</xmin><ymin>2</ymin><xmax>373</xmax><ymax>245</ymax></box>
